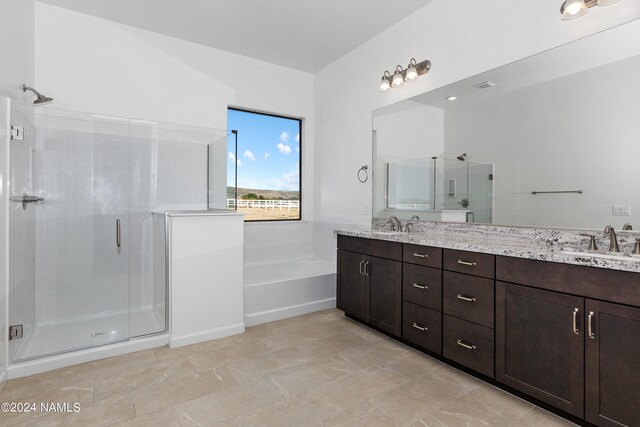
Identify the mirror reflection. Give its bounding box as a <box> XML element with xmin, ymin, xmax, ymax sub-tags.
<box><xmin>373</xmin><ymin>19</ymin><xmax>640</xmax><ymax>229</ymax></box>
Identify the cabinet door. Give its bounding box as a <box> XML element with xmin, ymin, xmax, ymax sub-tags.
<box><xmin>337</xmin><ymin>250</ymin><xmax>367</xmax><ymax>320</ymax></box>
<box><xmin>496</xmin><ymin>282</ymin><xmax>584</xmax><ymax>418</ymax></box>
<box><xmin>367</xmin><ymin>256</ymin><xmax>402</xmax><ymax>336</ymax></box>
<box><xmin>585</xmin><ymin>300</ymin><xmax>640</xmax><ymax>427</ymax></box>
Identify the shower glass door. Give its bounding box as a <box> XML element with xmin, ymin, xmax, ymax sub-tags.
<box><xmin>10</xmin><ymin>106</ymin><xmax>132</xmax><ymax>361</ymax></box>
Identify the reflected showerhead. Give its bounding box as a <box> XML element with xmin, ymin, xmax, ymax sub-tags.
<box><xmin>23</xmin><ymin>84</ymin><xmax>53</xmax><ymax>105</ymax></box>
<box><xmin>457</xmin><ymin>153</ymin><xmax>467</xmax><ymax>161</ymax></box>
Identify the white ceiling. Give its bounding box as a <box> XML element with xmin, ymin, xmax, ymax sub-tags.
<box><xmin>38</xmin><ymin>0</ymin><xmax>433</xmax><ymax>72</ymax></box>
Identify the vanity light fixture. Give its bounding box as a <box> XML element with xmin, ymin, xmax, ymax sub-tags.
<box><xmin>561</xmin><ymin>0</ymin><xmax>622</xmax><ymax>20</ymax></box>
<box><xmin>405</xmin><ymin>58</ymin><xmax>419</xmax><ymax>81</ymax></box>
<box><xmin>378</xmin><ymin>58</ymin><xmax>431</xmax><ymax>92</ymax></box>
<box><xmin>392</xmin><ymin>65</ymin><xmax>404</xmax><ymax>87</ymax></box>
<box><xmin>379</xmin><ymin>71</ymin><xmax>392</xmax><ymax>92</ymax></box>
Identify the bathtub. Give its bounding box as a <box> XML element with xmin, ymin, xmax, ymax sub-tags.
<box><xmin>243</xmin><ymin>258</ymin><xmax>337</xmax><ymax>326</ymax></box>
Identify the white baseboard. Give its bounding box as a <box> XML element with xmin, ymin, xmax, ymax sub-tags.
<box><xmin>169</xmin><ymin>323</ymin><xmax>245</xmax><ymax>348</ymax></box>
<box><xmin>7</xmin><ymin>334</ymin><xmax>169</xmax><ymax>379</ymax></box>
<box><xmin>245</xmin><ymin>298</ymin><xmax>336</xmax><ymax>327</ymax></box>
<box><xmin>0</xmin><ymin>368</ymin><xmax>7</xmax><ymax>392</ymax></box>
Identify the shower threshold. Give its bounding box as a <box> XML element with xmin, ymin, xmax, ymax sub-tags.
<box><xmin>13</xmin><ymin>307</ymin><xmax>165</xmax><ymax>362</ymax></box>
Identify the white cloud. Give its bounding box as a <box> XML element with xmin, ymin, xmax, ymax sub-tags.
<box><xmin>295</xmin><ymin>133</ymin><xmax>300</xmax><ymax>143</ymax></box>
<box><xmin>228</xmin><ymin>152</ymin><xmax>242</xmax><ymax>166</ymax></box>
<box><xmin>243</xmin><ymin>150</ymin><xmax>256</xmax><ymax>161</ymax></box>
<box><xmin>277</xmin><ymin>142</ymin><xmax>291</xmax><ymax>155</ymax></box>
<box><xmin>267</xmin><ymin>168</ymin><xmax>299</xmax><ymax>191</ymax></box>
<box><xmin>280</xmin><ymin>131</ymin><xmax>290</xmax><ymax>142</ymax></box>
<box><xmin>264</xmin><ymin>152</ymin><xmax>271</xmax><ymax>159</ymax></box>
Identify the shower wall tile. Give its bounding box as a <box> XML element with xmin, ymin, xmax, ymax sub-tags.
<box><xmin>155</xmin><ymin>139</ymin><xmax>208</xmax><ymax>211</ymax></box>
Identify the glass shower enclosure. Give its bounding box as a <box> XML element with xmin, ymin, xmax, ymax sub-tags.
<box><xmin>385</xmin><ymin>156</ymin><xmax>494</xmax><ymax>223</ymax></box>
<box><xmin>9</xmin><ymin>104</ymin><xmax>234</xmax><ymax>362</ymax></box>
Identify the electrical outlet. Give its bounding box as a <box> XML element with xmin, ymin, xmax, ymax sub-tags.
<box><xmin>612</xmin><ymin>205</ymin><xmax>631</xmax><ymax>216</ymax></box>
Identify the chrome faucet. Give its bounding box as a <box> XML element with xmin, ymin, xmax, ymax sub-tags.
<box><xmin>604</xmin><ymin>225</ymin><xmax>620</xmax><ymax>253</ymax></box>
<box><xmin>389</xmin><ymin>216</ymin><xmax>402</xmax><ymax>232</ymax></box>
<box><xmin>623</xmin><ymin>223</ymin><xmax>633</xmax><ymax>230</ymax></box>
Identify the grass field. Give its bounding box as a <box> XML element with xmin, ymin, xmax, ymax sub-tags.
<box><xmin>238</xmin><ymin>207</ymin><xmax>300</xmax><ymax>221</ymax></box>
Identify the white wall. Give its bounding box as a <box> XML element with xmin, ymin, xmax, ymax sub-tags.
<box><xmin>33</xmin><ymin>3</ymin><xmax>316</xmax><ymax>266</ymax></box>
<box><xmin>0</xmin><ymin>0</ymin><xmax>35</xmax><ymax>103</ymax></box>
<box><xmin>314</xmin><ymin>0</ymin><xmax>640</xmax><ymax>231</ymax></box>
<box><xmin>0</xmin><ymin>0</ymin><xmax>35</xmax><ymax>387</ymax></box>
<box><xmin>445</xmin><ymin>55</ymin><xmax>640</xmax><ymax>229</ymax></box>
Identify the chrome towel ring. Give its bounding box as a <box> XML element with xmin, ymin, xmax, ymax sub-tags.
<box><xmin>357</xmin><ymin>165</ymin><xmax>368</xmax><ymax>183</ymax></box>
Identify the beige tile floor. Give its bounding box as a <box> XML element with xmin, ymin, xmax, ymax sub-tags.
<box><xmin>0</xmin><ymin>309</ymin><xmax>577</xmax><ymax>427</ymax></box>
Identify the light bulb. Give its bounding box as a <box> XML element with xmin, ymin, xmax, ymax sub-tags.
<box><xmin>561</xmin><ymin>0</ymin><xmax>588</xmax><ymax>19</ymax></box>
<box><xmin>447</xmin><ymin>96</ymin><xmax>457</xmax><ymax>101</ymax></box>
<box><xmin>379</xmin><ymin>71</ymin><xmax>391</xmax><ymax>92</ymax></box>
<box><xmin>405</xmin><ymin>59</ymin><xmax>418</xmax><ymax>81</ymax></box>
<box><xmin>391</xmin><ymin>66</ymin><xmax>404</xmax><ymax>87</ymax></box>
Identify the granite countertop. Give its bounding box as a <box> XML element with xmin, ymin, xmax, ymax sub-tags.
<box><xmin>335</xmin><ymin>227</ymin><xmax>640</xmax><ymax>274</ymax></box>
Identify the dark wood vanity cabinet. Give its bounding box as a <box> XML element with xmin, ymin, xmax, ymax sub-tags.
<box><xmin>442</xmin><ymin>249</ymin><xmax>495</xmax><ymax>378</ymax></box>
<box><xmin>337</xmin><ymin>236</ymin><xmax>402</xmax><ymax>336</ymax></box>
<box><xmin>337</xmin><ymin>235</ymin><xmax>640</xmax><ymax>426</ymax></box>
<box><xmin>496</xmin><ymin>256</ymin><xmax>640</xmax><ymax>426</ymax></box>
<box><xmin>584</xmin><ymin>300</ymin><xmax>640</xmax><ymax>427</ymax></box>
<box><xmin>495</xmin><ymin>282</ymin><xmax>585</xmax><ymax>417</ymax></box>
<box><xmin>401</xmin><ymin>244</ymin><xmax>443</xmax><ymax>354</ymax></box>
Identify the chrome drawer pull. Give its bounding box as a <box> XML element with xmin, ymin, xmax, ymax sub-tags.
<box><xmin>413</xmin><ymin>253</ymin><xmax>428</xmax><ymax>258</ymax></box>
<box><xmin>457</xmin><ymin>260</ymin><xmax>477</xmax><ymax>266</ymax></box>
<box><xmin>456</xmin><ymin>340</ymin><xmax>477</xmax><ymax>350</ymax></box>
<box><xmin>412</xmin><ymin>283</ymin><xmax>428</xmax><ymax>290</ymax></box>
<box><xmin>412</xmin><ymin>323</ymin><xmax>428</xmax><ymax>331</ymax></box>
<box><xmin>588</xmin><ymin>311</ymin><xmax>595</xmax><ymax>339</ymax></box>
<box><xmin>116</xmin><ymin>219</ymin><xmax>121</xmax><ymax>248</ymax></box>
<box><xmin>456</xmin><ymin>294</ymin><xmax>476</xmax><ymax>302</ymax></box>
<box><xmin>573</xmin><ymin>308</ymin><xmax>580</xmax><ymax>335</ymax></box>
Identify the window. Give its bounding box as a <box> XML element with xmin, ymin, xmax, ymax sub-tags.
<box><xmin>227</xmin><ymin>108</ymin><xmax>302</xmax><ymax>221</ymax></box>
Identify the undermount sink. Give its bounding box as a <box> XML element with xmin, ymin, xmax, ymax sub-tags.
<box><xmin>560</xmin><ymin>248</ymin><xmax>640</xmax><ymax>263</ymax></box>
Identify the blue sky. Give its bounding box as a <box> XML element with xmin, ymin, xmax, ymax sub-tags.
<box><xmin>227</xmin><ymin>109</ymin><xmax>300</xmax><ymax>191</ymax></box>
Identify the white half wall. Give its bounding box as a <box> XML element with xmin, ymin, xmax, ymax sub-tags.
<box><xmin>314</xmin><ymin>0</ymin><xmax>640</xmax><ymax>230</ymax></box>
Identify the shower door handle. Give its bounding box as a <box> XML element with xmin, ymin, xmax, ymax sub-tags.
<box><xmin>116</xmin><ymin>219</ymin><xmax>121</xmax><ymax>248</ymax></box>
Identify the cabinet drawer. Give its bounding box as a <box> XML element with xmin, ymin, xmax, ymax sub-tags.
<box><xmin>443</xmin><ymin>271</ymin><xmax>494</xmax><ymax>328</ymax></box>
<box><xmin>444</xmin><ymin>249</ymin><xmax>494</xmax><ymax>278</ymax></box>
<box><xmin>403</xmin><ymin>302</ymin><xmax>442</xmax><ymax>355</ymax></box>
<box><xmin>403</xmin><ymin>264</ymin><xmax>442</xmax><ymax>311</ymax></box>
<box><xmin>443</xmin><ymin>315</ymin><xmax>494</xmax><ymax>378</ymax></box>
<box><xmin>403</xmin><ymin>244</ymin><xmax>442</xmax><ymax>268</ymax></box>
<box><xmin>337</xmin><ymin>235</ymin><xmax>402</xmax><ymax>261</ymax></box>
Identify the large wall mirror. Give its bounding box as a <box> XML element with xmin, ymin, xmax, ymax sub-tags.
<box><xmin>373</xmin><ymin>18</ymin><xmax>640</xmax><ymax>230</ymax></box>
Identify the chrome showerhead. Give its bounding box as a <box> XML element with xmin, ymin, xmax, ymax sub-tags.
<box><xmin>23</xmin><ymin>84</ymin><xmax>53</xmax><ymax>105</ymax></box>
<box><xmin>457</xmin><ymin>153</ymin><xmax>467</xmax><ymax>161</ymax></box>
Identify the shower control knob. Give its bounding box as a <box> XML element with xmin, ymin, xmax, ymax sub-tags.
<box><xmin>10</xmin><ymin>193</ymin><xmax>45</xmax><ymax>210</ymax></box>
